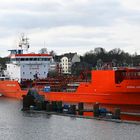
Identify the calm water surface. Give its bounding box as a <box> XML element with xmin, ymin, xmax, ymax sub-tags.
<box><xmin>0</xmin><ymin>97</ymin><xmax>140</xmax><ymax>140</ymax></box>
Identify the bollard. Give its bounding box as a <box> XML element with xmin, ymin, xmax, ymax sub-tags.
<box><xmin>69</xmin><ymin>105</ymin><xmax>76</xmax><ymax>115</ymax></box>
<box><xmin>42</xmin><ymin>101</ymin><xmax>49</xmax><ymax>110</ymax></box>
<box><xmin>93</xmin><ymin>103</ymin><xmax>100</xmax><ymax>117</ymax></box>
<box><xmin>57</xmin><ymin>101</ymin><xmax>63</xmax><ymax>113</ymax></box>
<box><xmin>22</xmin><ymin>95</ymin><xmax>35</xmax><ymax>110</ymax></box>
<box><xmin>46</xmin><ymin>103</ymin><xmax>52</xmax><ymax>112</ymax></box>
<box><xmin>113</xmin><ymin>108</ymin><xmax>121</xmax><ymax>119</ymax></box>
<box><xmin>22</xmin><ymin>95</ymin><xmax>30</xmax><ymax>110</ymax></box>
<box><xmin>78</xmin><ymin>102</ymin><xmax>84</xmax><ymax>115</ymax></box>
<box><xmin>52</xmin><ymin>101</ymin><xmax>57</xmax><ymax>112</ymax></box>
<box><xmin>35</xmin><ymin>101</ymin><xmax>43</xmax><ymax>110</ymax></box>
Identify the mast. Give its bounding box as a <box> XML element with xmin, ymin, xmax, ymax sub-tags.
<box><xmin>18</xmin><ymin>34</ymin><xmax>30</xmax><ymax>53</ymax></box>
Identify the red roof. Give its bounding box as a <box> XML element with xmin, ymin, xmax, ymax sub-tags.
<box><xmin>15</xmin><ymin>54</ymin><xmax>51</xmax><ymax>57</ymax></box>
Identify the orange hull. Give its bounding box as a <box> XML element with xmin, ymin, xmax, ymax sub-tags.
<box><xmin>0</xmin><ymin>69</ymin><xmax>140</xmax><ymax>121</ymax></box>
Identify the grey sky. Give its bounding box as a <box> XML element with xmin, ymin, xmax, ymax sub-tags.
<box><xmin>0</xmin><ymin>0</ymin><xmax>140</xmax><ymax>56</ymax></box>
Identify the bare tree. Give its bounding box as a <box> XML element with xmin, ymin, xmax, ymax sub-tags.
<box><xmin>39</xmin><ymin>48</ymin><xmax>48</xmax><ymax>54</ymax></box>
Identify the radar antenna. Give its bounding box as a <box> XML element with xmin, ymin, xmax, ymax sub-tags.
<box><xmin>18</xmin><ymin>33</ymin><xmax>30</xmax><ymax>53</ymax></box>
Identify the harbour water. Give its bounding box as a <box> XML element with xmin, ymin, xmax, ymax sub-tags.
<box><xmin>0</xmin><ymin>97</ymin><xmax>140</xmax><ymax>140</ymax></box>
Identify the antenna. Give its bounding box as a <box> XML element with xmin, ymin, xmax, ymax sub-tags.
<box><xmin>19</xmin><ymin>33</ymin><xmax>30</xmax><ymax>53</ymax></box>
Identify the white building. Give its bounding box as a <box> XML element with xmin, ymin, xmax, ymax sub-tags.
<box><xmin>59</xmin><ymin>53</ymin><xmax>80</xmax><ymax>74</ymax></box>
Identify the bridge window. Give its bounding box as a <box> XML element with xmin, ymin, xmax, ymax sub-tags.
<box><xmin>16</xmin><ymin>58</ymin><xmax>20</xmax><ymax>61</ymax></box>
<box><xmin>29</xmin><ymin>58</ymin><xmax>33</xmax><ymax>61</ymax></box>
<box><xmin>21</xmin><ymin>58</ymin><xmax>25</xmax><ymax>61</ymax></box>
<box><xmin>11</xmin><ymin>58</ymin><xmax>16</xmax><ymax>61</ymax></box>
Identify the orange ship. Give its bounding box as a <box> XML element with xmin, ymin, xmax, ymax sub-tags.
<box><xmin>0</xmin><ymin>68</ymin><xmax>140</xmax><ymax>121</ymax></box>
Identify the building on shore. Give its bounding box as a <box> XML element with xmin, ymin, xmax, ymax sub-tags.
<box><xmin>54</xmin><ymin>53</ymin><xmax>80</xmax><ymax>74</ymax></box>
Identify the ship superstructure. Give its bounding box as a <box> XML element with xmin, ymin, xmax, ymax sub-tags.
<box><xmin>4</xmin><ymin>35</ymin><xmax>53</xmax><ymax>82</ymax></box>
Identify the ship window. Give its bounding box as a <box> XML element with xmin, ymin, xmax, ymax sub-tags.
<box><xmin>44</xmin><ymin>58</ymin><xmax>49</xmax><ymax>61</ymax></box>
<box><xmin>30</xmin><ymin>72</ymin><xmax>32</xmax><ymax>74</ymax></box>
<box><xmin>44</xmin><ymin>72</ymin><xmax>46</xmax><ymax>74</ymax></box>
<box><xmin>25</xmin><ymin>58</ymin><xmax>29</xmax><ymax>61</ymax></box>
<box><xmin>29</xmin><ymin>58</ymin><xmax>33</xmax><ymax>61</ymax></box>
<box><xmin>16</xmin><ymin>58</ymin><xmax>20</xmax><ymax>61</ymax></box>
<box><xmin>11</xmin><ymin>58</ymin><xmax>16</xmax><ymax>61</ymax></box>
<box><xmin>33</xmin><ymin>58</ymin><xmax>37</xmax><ymax>61</ymax></box>
<box><xmin>23</xmin><ymin>72</ymin><xmax>25</xmax><ymax>74</ymax></box>
<box><xmin>21</xmin><ymin>58</ymin><xmax>25</xmax><ymax>61</ymax></box>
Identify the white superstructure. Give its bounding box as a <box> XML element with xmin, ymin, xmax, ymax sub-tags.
<box><xmin>5</xmin><ymin>35</ymin><xmax>53</xmax><ymax>82</ymax></box>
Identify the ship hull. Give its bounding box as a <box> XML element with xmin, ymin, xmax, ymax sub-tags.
<box><xmin>0</xmin><ymin>81</ymin><xmax>140</xmax><ymax>121</ymax></box>
<box><xmin>0</xmin><ymin>68</ymin><xmax>140</xmax><ymax>121</ymax></box>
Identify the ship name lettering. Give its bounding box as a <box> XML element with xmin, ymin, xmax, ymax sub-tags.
<box><xmin>127</xmin><ymin>86</ymin><xmax>140</xmax><ymax>88</ymax></box>
<box><xmin>127</xmin><ymin>86</ymin><xmax>135</xmax><ymax>88</ymax></box>
<box><xmin>7</xmin><ymin>84</ymin><xmax>16</xmax><ymax>87</ymax></box>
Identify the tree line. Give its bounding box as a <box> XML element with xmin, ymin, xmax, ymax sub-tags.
<box><xmin>0</xmin><ymin>47</ymin><xmax>139</xmax><ymax>72</ymax></box>
<box><xmin>81</xmin><ymin>47</ymin><xmax>139</xmax><ymax>67</ymax></box>
<box><xmin>71</xmin><ymin>47</ymin><xmax>139</xmax><ymax>75</ymax></box>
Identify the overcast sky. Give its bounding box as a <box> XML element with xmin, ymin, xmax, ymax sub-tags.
<box><xmin>0</xmin><ymin>0</ymin><xmax>140</xmax><ymax>57</ymax></box>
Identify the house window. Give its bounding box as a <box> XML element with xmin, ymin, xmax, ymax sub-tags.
<box><xmin>30</xmin><ymin>72</ymin><xmax>32</xmax><ymax>74</ymax></box>
<box><xmin>23</xmin><ymin>72</ymin><xmax>25</xmax><ymax>74</ymax></box>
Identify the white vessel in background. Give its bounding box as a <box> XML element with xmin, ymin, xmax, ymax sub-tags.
<box><xmin>4</xmin><ymin>35</ymin><xmax>53</xmax><ymax>83</ymax></box>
